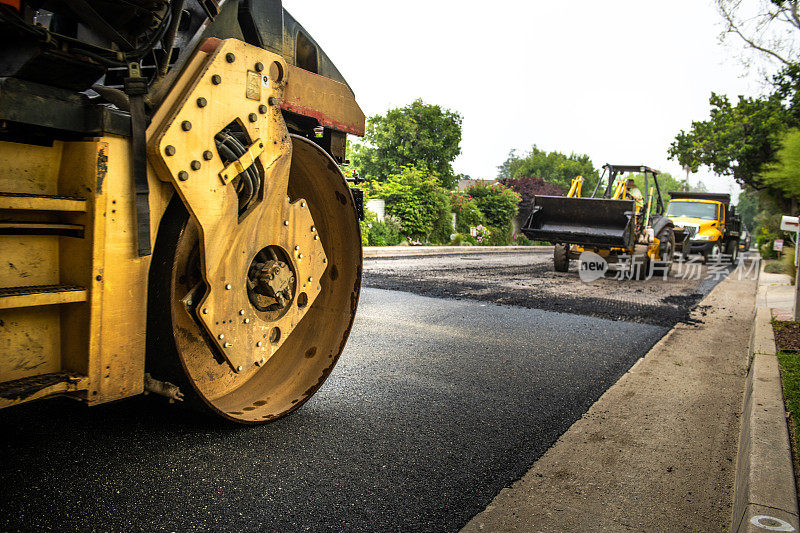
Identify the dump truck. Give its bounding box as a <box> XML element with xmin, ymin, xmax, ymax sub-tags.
<box><xmin>0</xmin><ymin>0</ymin><xmax>364</xmax><ymax>423</ymax></box>
<box><xmin>522</xmin><ymin>164</ymin><xmax>675</xmax><ymax>278</ymax></box>
<box><xmin>666</xmin><ymin>192</ymin><xmax>741</xmax><ymax>263</ymax></box>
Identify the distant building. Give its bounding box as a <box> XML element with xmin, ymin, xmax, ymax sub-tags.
<box><xmin>366</xmin><ymin>198</ymin><xmax>385</xmax><ymax>221</ymax></box>
<box><xmin>457</xmin><ymin>178</ymin><xmax>497</xmax><ymax>191</ymax></box>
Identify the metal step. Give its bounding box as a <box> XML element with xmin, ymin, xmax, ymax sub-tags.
<box><xmin>0</xmin><ymin>221</ymin><xmax>84</xmax><ymax>237</ymax></box>
<box><xmin>0</xmin><ymin>192</ymin><xmax>87</xmax><ymax>212</ymax></box>
<box><xmin>0</xmin><ymin>372</ymin><xmax>88</xmax><ymax>407</ymax></box>
<box><xmin>0</xmin><ymin>284</ymin><xmax>87</xmax><ymax>310</ymax></box>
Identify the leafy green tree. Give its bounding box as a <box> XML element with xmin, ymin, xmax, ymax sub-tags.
<box><xmin>668</xmin><ymin>93</ymin><xmax>788</xmax><ymax>193</ymax></box>
<box><xmin>669</xmin><ymin>0</ymin><xmax>800</xmax><ymax>209</ymax></box>
<box><xmin>716</xmin><ymin>0</ymin><xmax>800</xmax><ymax>71</ymax></box>
<box><xmin>373</xmin><ymin>167</ymin><xmax>451</xmax><ymax>241</ymax></box>
<box><xmin>351</xmin><ymin>99</ymin><xmax>463</xmax><ymax>189</ymax></box>
<box><xmin>737</xmin><ymin>188</ymin><xmax>760</xmax><ymax>231</ymax></box>
<box><xmin>757</xmin><ymin>128</ymin><xmax>800</xmax><ymax>199</ymax></box>
<box><xmin>497</xmin><ymin>146</ymin><xmax>600</xmax><ymax>192</ymax></box>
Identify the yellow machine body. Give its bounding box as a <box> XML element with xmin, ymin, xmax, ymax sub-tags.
<box><xmin>667</xmin><ymin>199</ymin><xmax>725</xmax><ymax>242</ymax></box>
<box><xmin>0</xmin><ymin>37</ymin><xmax>365</xmax><ymax>419</ymax></box>
<box><xmin>567</xmin><ymin>179</ymin><xmax>662</xmax><ymax>262</ymax></box>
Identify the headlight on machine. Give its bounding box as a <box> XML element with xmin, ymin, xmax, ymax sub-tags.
<box><xmin>694</xmin><ymin>234</ymin><xmax>713</xmax><ymax>241</ymax></box>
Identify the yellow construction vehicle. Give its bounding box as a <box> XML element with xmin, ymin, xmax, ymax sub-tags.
<box><xmin>522</xmin><ymin>164</ymin><xmax>676</xmax><ymax>278</ymax></box>
<box><xmin>667</xmin><ymin>192</ymin><xmax>741</xmax><ymax>264</ymax></box>
<box><xmin>0</xmin><ymin>1</ymin><xmax>364</xmax><ymax>423</ymax></box>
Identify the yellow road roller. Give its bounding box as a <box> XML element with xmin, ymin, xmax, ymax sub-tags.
<box><xmin>0</xmin><ymin>0</ymin><xmax>364</xmax><ymax>423</ymax></box>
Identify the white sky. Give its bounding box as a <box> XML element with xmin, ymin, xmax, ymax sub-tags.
<box><xmin>282</xmin><ymin>0</ymin><xmax>777</xmax><ymax>201</ymax></box>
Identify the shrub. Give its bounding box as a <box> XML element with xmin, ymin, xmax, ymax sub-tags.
<box><xmin>359</xmin><ymin>209</ymin><xmax>376</xmax><ymax>246</ymax></box>
<box><xmin>429</xmin><ymin>208</ymin><xmax>455</xmax><ymax>244</ymax></box>
<box><xmin>466</xmin><ymin>182</ymin><xmax>521</xmax><ymax>229</ymax></box>
<box><xmin>486</xmin><ymin>226</ymin><xmax>511</xmax><ymax>246</ymax></box>
<box><xmin>474</xmin><ymin>224</ymin><xmax>491</xmax><ymax>245</ymax></box>
<box><xmin>765</xmin><ymin>261</ymin><xmax>785</xmax><ymax>273</ymax></box>
<box><xmin>451</xmin><ymin>192</ymin><xmax>485</xmax><ymax>234</ymax></box>
<box><xmin>512</xmin><ymin>233</ymin><xmax>533</xmax><ymax>246</ymax></box>
<box><xmin>367</xmin><ymin>215</ymin><xmax>404</xmax><ymax>246</ymax></box>
<box><xmin>374</xmin><ymin>167</ymin><xmax>450</xmax><ymax>241</ymax></box>
<box><xmin>758</xmin><ymin>236</ymin><xmax>778</xmax><ymax>259</ymax></box>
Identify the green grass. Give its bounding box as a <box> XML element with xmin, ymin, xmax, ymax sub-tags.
<box><xmin>765</xmin><ymin>260</ymin><xmax>787</xmax><ymax>274</ymax></box>
<box><xmin>764</xmin><ymin>252</ymin><xmax>798</xmax><ymax>282</ymax></box>
<box><xmin>778</xmin><ymin>351</ymin><xmax>800</xmax><ymax>454</ymax></box>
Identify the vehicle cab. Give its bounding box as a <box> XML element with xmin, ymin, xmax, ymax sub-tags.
<box><xmin>665</xmin><ymin>193</ymin><xmax>739</xmax><ymax>262</ymax></box>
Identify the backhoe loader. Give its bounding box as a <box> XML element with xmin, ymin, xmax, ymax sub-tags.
<box><xmin>0</xmin><ymin>0</ymin><xmax>364</xmax><ymax>423</ymax></box>
<box><xmin>522</xmin><ymin>164</ymin><xmax>675</xmax><ymax>279</ymax></box>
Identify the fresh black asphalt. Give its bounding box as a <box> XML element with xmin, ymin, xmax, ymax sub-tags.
<box><xmin>0</xmin><ymin>288</ymin><xmax>667</xmax><ymax>532</ymax></box>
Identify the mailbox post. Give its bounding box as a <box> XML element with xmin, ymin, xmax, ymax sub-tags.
<box><xmin>781</xmin><ymin>215</ymin><xmax>800</xmax><ymax>320</ymax></box>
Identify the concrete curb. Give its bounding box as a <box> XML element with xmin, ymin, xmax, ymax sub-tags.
<box><xmin>363</xmin><ymin>245</ymin><xmax>552</xmax><ymax>258</ymax></box>
<box><xmin>731</xmin><ymin>302</ymin><xmax>800</xmax><ymax>531</ymax></box>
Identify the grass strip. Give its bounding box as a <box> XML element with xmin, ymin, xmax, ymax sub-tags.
<box><xmin>778</xmin><ymin>351</ymin><xmax>800</xmax><ymax>501</ymax></box>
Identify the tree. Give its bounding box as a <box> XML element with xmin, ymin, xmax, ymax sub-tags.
<box><xmin>716</xmin><ymin>0</ymin><xmax>800</xmax><ymax>70</ymax></box>
<box><xmin>757</xmin><ymin>128</ymin><xmax>800</xmax><ymax>199</ymax></box>
<box><xmin>737</xmin><ymin>188</ymin><xmax>760</xmax><ymax>230</ymax></box>
<box><xmin>497</xmin><ymin>146</ymin><xmax>600</xmax><ymax>192</ymax></box>
<box><xmin>499</xmin><ymin>176</ymin><xmax>565</xmax><ymax>228</ymax></box>
<box><xmin>350</xmin><ymin>99</ymin><xmax>462</xmax><ymax>189</ymax></box>
<box><xmin>669</xmin><ymin>0</ymin><xmax>800</xmax><ymax>210</ymax></box>
<box><xmin>668</xmin><ymin>92</ymin><xmax>788</xmax><ymax>194</ymax></box>
<box><xmin>373</xmin><ymin>167</ymin><xmax>451</xmax><ymax>242</ymax></box>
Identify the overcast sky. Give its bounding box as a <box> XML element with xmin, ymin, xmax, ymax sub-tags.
<box><xmin>283</xmin><ymin>0</ymin><xmax>776</xmax><ymax>200</ymax></box>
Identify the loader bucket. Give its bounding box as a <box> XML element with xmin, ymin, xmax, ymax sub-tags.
<box><xmin>521</xmin><ymin>196</ymin><xmax>636</xmax><ymax>249</ymax></box>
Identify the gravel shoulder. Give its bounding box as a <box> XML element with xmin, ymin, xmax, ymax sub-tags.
<box><xmin>364</xmin><ymin>251</ymin><xmax>744</xmax><ymax>327</ymax></box>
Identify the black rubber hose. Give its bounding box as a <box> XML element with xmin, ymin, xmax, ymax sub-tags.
<box><xmin>225</xmin><ymin>134</ymin><xmax>261</xmax><ymax>202</ymax></box>
<box><xmin>218</xmin><ymin>134</ymin><xmax>256</xmax><ymax>201</ymax></box>
<box><xmin>215</xmin><ymin>137</ymin><xmax>253</xmax><ymax>210</ymax></box>
<box><xmin>158</xmin><ymin>0</ymin><xmax>185</xmax><ymax>79</ymax></box>
<box><xmin>219</xmin><ymin>133</ymin><xmax>261</xmax><ymax>211</ymax></box>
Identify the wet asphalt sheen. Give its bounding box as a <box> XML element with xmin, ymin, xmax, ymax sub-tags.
<box><xmin>0</xmin><ymin>288</ymin><xmax>667</xmax><ymax>532</ymax></box>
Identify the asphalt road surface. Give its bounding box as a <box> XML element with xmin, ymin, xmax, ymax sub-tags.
<box><xmin>364</xmin><ymin>249</ymin><xmax>734</xmax><ymax>327</ymax></box>
<box><xmin>1</xmin><ymin>250</ymin><xmax>730</xmax><ymax>532</ymax></box>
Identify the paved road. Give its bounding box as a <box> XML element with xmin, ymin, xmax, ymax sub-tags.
<box><xmin>364</xmin><ymin>250</ymin><xmax>732</xmax><ymax>327</ymax></box>
<box><xmin>0</xmin><ymin>288</ymin><xmax>667</xmax><ymax>532</ymax></box>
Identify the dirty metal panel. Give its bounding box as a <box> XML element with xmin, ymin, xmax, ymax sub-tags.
<box><xmin>0</xmin><ymin>139</ymin><xmax>64</xmax><ymax>195</ymax></box>
<box><xmin>148</xmin><ymin>39</ymin><xmax>328</xmax><ymax>373</ymax></box>
<box><xmin>282</xmin><ymin>65</ymin><xmax>365</xmax><ymax>136</ymax></box>
<box><xmin>246</xmin><ymin>70</ymin><xmax>262</xmax><ymax>101</ymax></box>
<box><xmin>57</xmin><ymin>136</ymin><xmax>165</xmax><ymax>405</ymax></box>
<box><xmin>0</xmin><ymin>235</ymin><xmax>60</xmax><ymax>288</ymax></box>
<box><xmin>0</xmin><ymin>305</ymin><xmax>62</xmax><ymax>382</ymax></box>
